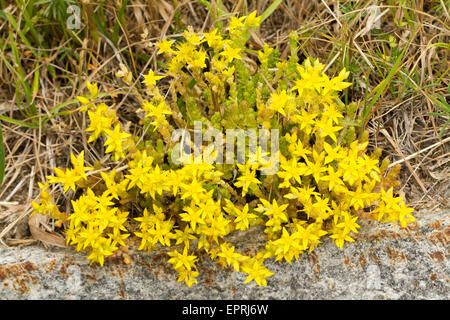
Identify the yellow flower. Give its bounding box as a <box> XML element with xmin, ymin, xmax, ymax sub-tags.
<box><xmin>322</xmin><ymin>104</ymin><xmax>344</xmax><ymax>125</ymax></box>
<box><xmin>323</xmin><ymin>142</ymin><xmax>343</xmax><ymax>164</ymax></box>
<box><xmin>259</xmin><ymin>199</ymin><xmax>289</xmax><ymax>231</ymax></box>
<box><xmin>189</xmin><ymin>49</ymin><xmax>207</xmax><ymax>69</ymax></box>
<box><xmin>244</xmin><ymin>11</ymin><xmax>261</xmax><ymax>28</ymax></box>
<box><xmin>104</xmin><ymin>124</ymin><xmax>131</xmax><ymax>160</ymax></box>
<box><xmin>79</xmin><ymin>224</ymin><xmax>103</xmax><ymax>249</ymax></box>
<box><xmin>268</xmin><ymin>90</ymin><xmax>291</xmax><ymax>116</ymax></box>
<box><xmin>86</xmin><ymin>103</ymin><xmax>116</xmax><ymax>142</ymax></box>
<box><xmin>180</xmin><ymin>204</ymin><xmax>205</xmax><ymax>232</ymax></box>
<box><xmin>156</xmin><ymin>39</ymin><xmax>174</xmax><ymax>54</ymax></box>
<box><xmin>176</xmin><ymin>267</ymin><xmax>199</xmax><ymax>288</ymax></box>
<box><xmin>305</xmin><ymin>150</ymin><xmax>327</xmax><ymax>184</ymax></box>
<box><xmin>293</xmin><ymin>223</ymin><xmax>322</xmax><ymax>252</ymax></box>
<box><xmin>228</xmin><ymin>16</ymin><xmax>245</xmax><ymax>33</ymax></box>
<box><xmin>297</xmin><ymin>58</ymin><xmax>326</xmax><ymax>92</ymax></box>
<box><xmin>100</xmin><ymin>169</ymin><xmax>128</xmax><ymax>200</ymax></box>
<box><xmin>291</xmin><ymin>108</ymin><xmax>317</xmax><ymax>132</ymax></box>
<box><xmin>286</xmin><ymin>133</ymin><xmax>312</xmax><ymax>160</ymax></box>
<box><xmin>330</xmin><ymin>229</ymin><xmax>355</xmax><ymax>249</ymax></box>
<box><xmin>273</xmin><ymin>228</ymin><xmax>303</xmax><ymax>263</ymax></box>
<box><xmin>108</xmin><ymin>228</ymin><xmax>130</xmax><ymax>247</ymax></box>
<box><xmin>47</xmin><ymin>168</ymin><xmax>81</xmax><ymax>192</ymax></box>
<box><xmin>242</xmin><ymin>258</ymin><xmax>274</xmax><ymax>287</ymax></box>
<box><xmin>86</xmin><ymin>80</ymin><xmax>98</xmax><ymax>97</ymax></box>
<box><xmin>217</xmin><ymin>242</ymin><xmax>242</xmax><ymax>271</ymax></box>
<box><xmin>320</xmin><ymin>166</ymin><xmax>344</xmax><ymax>192</ymax></box>
<box><xmin>220</xmin><ymin>44</ymin><xmax>241</xmax><ymax>63</ymax></box>
<box><xmin>87</xmin><ymin>237</ymin><xmax>117</xmax><ymax>266</ymax></box>
<box><xmin>315</xmin><ymin>116</ymin><xmax>342</xmax><ymax>143</ymax></box>
<box><xmin>335</xmin><ymin>212</ymin><xmax>360</xmax><ymax>234</ymax></box>
<box><xmin>323</xmin><ymin>68</ymin><xmax>351</xmax><ymax>94</ymax></box>
<box><xmin>70</xmin><ymin>151</ymin><xmax>93</xmax><ymax>181</ymax></box>
<box><xmin>204</xmin><ymin>28</ymin><xmax>223</xmax><ymax>50</ymax></box>
<box><xmin>139</xmin><ymin>165</ymin><xmax>167</xmax><ymax>199</ymax></box>
<box><xmin>173</xmin><ymin>225</ymin><xmax>196</xmax><ymax>248</ymax></box>
<box><xmin>180</xmin><ymin>176</ymin><xmax>206</xmax><ymax>204</ymax></box>
<box><xmin>233</xmin><ymin>204</ymin><xmax>258</xmax><ymax>231</ymax></box>
<box><xmin>397</xmin><ymin>201</ymin><xmax>415</xmax><ymax>228</ymax></box>
<box><xmin>277</xmin><ymin>158</ymin><xmax>307</xmax><ymax>188</ymax></box>
<box><xmin>115</xmin><ymin>63</ymin><xmax>133</xmax><ymax>85</ymax></box>
<box><xmin>234</xmin><ymin>166</ymin><xmax>261</xmax><ymax>196</ymax></box>
<box><xmin>76</xmin><ymin>81</ymin><xmax>99</xmax><ymax>111</ymax></box>
<box><xmin>182</xmin><ymin>26</ymin><xmax>203</xmax><ymax>45</ymax></box>
<box><xmin>142</xmin><ymin>70</ymin><xmax>165</xmax><ymax>88</ymax></box>
<box><xmin>168</xmin><ymin>247</ymin><xmax>198</xmax><ymax>271</ymax></box>
<box><xmin>142</xmin><ymin>100</ymin><xmax>172</xmax><ymax>130</ymax></box>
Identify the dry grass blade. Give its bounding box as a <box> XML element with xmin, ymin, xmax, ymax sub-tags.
<box><xmin>389</xmin><ymin>136</ymin><xmax>450</xmax><ymax>168</ymax></box>
<box><xmin>0</xmin><ymin>203</ymin><xmax>23</xmax><ymax>221</ymax></box>
<box><xmin>28</xmin><ymin>213</ymin><xmax>67</xmax><ymax>248</ymax></box>
<box><xmin>381</xmin><ymin>129</ymin><xmax>428</xmax><ymax>194</ymax></box>
<box><xmin>0</xmin><ymin>204</ymin><xmax>32</xmax><ymax>246</ymax></box>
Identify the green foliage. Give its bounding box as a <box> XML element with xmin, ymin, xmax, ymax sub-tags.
<box><xmin>428</xmin><ymin>84</ymin><xmax>450</xmax><ymax>137</ymax></box>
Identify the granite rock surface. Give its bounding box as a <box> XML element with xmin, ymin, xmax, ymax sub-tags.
<box><xmin>0</xmin><ymin>209</ymin><xmax>448</xmax><ymax>299</ymax></box>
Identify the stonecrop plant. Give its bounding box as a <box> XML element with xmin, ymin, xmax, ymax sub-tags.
<box><xmin>32</xmin><ymin>12</ymin><xmax>415</xmax><ymax>287</ymax></box>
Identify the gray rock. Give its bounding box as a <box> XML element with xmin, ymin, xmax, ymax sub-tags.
<box><xmin>0</xmin><ymin>209</ymin><xmax>448</xmax><ymax>299</ymax></box>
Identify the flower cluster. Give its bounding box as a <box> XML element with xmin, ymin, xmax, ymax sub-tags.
<box><xmin>32</xmin><ymin>13</ymin><xmax>415</xmax><ymax>287</ymax></box>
